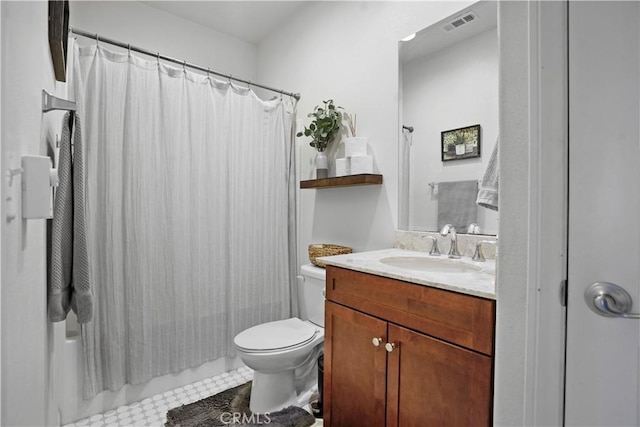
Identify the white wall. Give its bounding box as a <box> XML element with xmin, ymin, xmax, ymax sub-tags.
<box><xmin>493</xmin><ymin>3</ymin><xmax>530</xmax><ymax>423</ymax></box>
<box><xmin>494</xmin><ymin>0</ymin><xmax>566</xmax><ymax>425</ymax></box>
<box><xmin>1</xmin><ymin>2</ymin><xmax>65</xmax><ymax>425</ymax></box>
<box><xmin>257</xmin><ymin>1</ymin><xmax>474</xmax><ymax>269</ymax></box>
<box><xmin>494</xmin><ymin>2</ymin><xmax>567</xmax><ymax>425</ymax></box>
<box><xmin>70</xmin><ymin>1</ymin><xmax>258</xmax><ymax>81</ymax></box>
<box><xmin>402</xmin><ymin>27</ymin><xmax>498</xmax><ymax>234</ymax></box>
<box><xmin>0</xmin><ymin>1</ymin><xmax>4</xmax><ymax>422</ymax></box>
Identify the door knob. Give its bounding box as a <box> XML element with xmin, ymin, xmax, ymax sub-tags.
<box><xmin>585</xmin><ymin>282</ymin><xmax>640</xmax><ymax>319</ymax></box>
<box><xmin>372</xmin><ymin>337</ymin><xmax>383</xmax><ymax>347</ymax></box>
<box><xmin>385</xmin><ymin>342</ymin><xmax>396</xmax><ymax>352</ymax></box>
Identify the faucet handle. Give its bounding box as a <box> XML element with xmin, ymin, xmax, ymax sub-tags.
<box><xmin>426</xmin><ymin>236</ymin><xmax>440</xmax><ymax>256</ymax></box>
<box><xmin>440</xmin><ymin>223</ymin><xmax>455</xmax><ymax>236</ymax></box>
<box><xmin>472</xmin><ymin>240</ymin><xmax>496</xmax><ymax>262</ymax></box>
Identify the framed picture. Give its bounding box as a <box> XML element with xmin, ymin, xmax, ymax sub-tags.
<box><xmin>441</xmin><ymin>124</ymin><xmax>481</xmax><ymax>161</ymax></box>
<box><xmin>48</xmin><ymin>0</ymin><xmax>70</xmax><ymax>82</ymax></box>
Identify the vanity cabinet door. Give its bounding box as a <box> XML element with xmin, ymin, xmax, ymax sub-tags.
<box><xmin>324</xmin><ymin>301</ymin><xmax>387</xmax><ymax>427</ymax></box>
<box><xmin>386</xmin><ymin>324</ymin><xmax>493</xmax><ymax>427</ymax></box>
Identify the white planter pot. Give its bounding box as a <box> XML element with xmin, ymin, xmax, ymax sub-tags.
<box><xmin>455</xmin><ymin>144</ymin><xmax>466</xmax><ymax>155</ymax></box>
<box><xmin>316</xmin><ymin>151</ymin><xmax>328</xmax><ymax>179</ymax></box>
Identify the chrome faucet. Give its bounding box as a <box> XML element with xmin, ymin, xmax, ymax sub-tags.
<box><xmin>426</xmin><ymin>236</ymin><xmax>440</xmax><ymax>256</ymax></box>
<box><xmin>472</xmin><ymin>240</ymin><xmax>495</xmax><ymax>262</ymax></box>
<box><xmin>440</xmin><ymin>224</ymin><xmax>461</xmax><ymax>259</ymax></box>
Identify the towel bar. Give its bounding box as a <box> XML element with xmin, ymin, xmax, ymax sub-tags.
<box><xmin>42</xmin><ymin>90</ymin><xmax>76</xmax><ymax>113</ymax></box>
<box><xmin>429</xmin><ymin>179</ymin><xmax>481</xmax><ymax>189</ymax></box>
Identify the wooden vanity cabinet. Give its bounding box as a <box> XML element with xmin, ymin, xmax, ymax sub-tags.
<box><xmin>323</xmin><ymin>266</ymin><xmax>495</xmax><ymax>427</ymax></box>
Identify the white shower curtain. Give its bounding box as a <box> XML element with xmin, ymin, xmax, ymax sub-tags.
<box><xmin>72</xmin><ymin>43</ymin><xmax>297</xmax><ymax>398</ymax></box>
<box><xmin>399</xmin><ymin>128</ymin><xmax>412</xmax><ymax>229</ymax></box>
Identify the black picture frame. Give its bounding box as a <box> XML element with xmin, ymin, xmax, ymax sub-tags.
<box><xmin>441</xmin><ymin>124</ymin><xmax>481</xmax><ymax>162</ymax></box>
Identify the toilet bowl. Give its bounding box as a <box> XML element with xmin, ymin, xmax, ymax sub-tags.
<box><xmin>233</xmin><ymin>264</ymin><xmax>325</xmax><ymax>414</ymax></box>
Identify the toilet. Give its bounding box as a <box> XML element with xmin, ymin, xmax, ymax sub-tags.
<box><xmin>234</xmin><ymin>264</ymin><xmax>326</xmax><ymax>413</ymax></box>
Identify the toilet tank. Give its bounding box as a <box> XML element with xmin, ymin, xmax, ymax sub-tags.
<box><xmin>298</xmin><ymin>264</ymin><xmax>326</xmax><ymax>327</ymax></box>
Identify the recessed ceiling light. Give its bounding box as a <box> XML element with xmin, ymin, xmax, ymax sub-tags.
<box><xmin>401</xmin><ymin>33</ymin><xmax>416</xmax><ymax>42</ymax></box>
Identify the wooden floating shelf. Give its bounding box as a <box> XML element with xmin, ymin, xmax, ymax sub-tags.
<box><xmin>300</xmin><ymin>174</ymin><xmax>383</xmax><ymax>189</ymax></box>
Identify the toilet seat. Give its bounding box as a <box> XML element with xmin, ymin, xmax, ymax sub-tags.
<box><xmin>234</xmin><ymin>317</ymin><xmax>318</xmax><ymax>353</ymax></box>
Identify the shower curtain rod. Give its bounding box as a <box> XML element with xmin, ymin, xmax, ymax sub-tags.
<box><xmin>70</xmin><ymin>27</ymin><xmax>301</xmax><ymax>101</ymax></box>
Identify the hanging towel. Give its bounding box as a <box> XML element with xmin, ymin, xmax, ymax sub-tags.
<box><xmin>49</xmin><ymin>112</ymin><xmax>93</xmax><ymax>323</ymax></box>
<box><xmin>437</xmin><ymin>180</ymin><xmax>478</xmax><ymax>232</ymax></box>
<box><xmin>476</xmin><ymin>138</ymin><xmax>499</xmax><ymax>211</ymax></box>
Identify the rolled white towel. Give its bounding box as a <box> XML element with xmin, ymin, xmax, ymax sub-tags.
<box><xmin>335</xmin><ymin>158</ymin><xmax>350</xmax><ymax>177</ymax></box>
<box><xmin>350</xmin><ymin>154</ymin><xmax>373</xmax><ymax>174</ymax></box>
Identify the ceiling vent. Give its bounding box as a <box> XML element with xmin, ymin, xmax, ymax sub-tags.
<box><xmin>442</xmin><ymin>11</ymin><xmax>477</xmax><ymax>32</ymax></box>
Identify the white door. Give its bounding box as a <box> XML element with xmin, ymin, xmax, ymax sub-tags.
<box><xmin>566</xmin><ymin>2</ymin><xmax>640</xmax><ymax>425</ymax></box>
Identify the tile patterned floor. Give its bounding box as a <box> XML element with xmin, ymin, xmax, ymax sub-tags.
<box><xmin>63</xmin><ymin>366</ymin><xmax>322</xmax><ymax>427</ymax></box>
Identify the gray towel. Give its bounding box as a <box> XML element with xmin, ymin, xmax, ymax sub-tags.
<box><xmin>49</xmin><ymin>112</ymin><xmax>92</xmax><ymax>323</ymax></box>
<box><xmin>437</xmin><ymin>180</ymin><xmax>478</xmax><ymax>232</ymax></box>
<box><xmin>476</xmin><ymin>138</ymin><xmax>499</xmax><ymax>211</ymax></box>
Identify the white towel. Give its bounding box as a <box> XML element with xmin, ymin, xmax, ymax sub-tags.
<box><xmin>49</xmin><ymin>112</ymin><xmax>93</xmax><ymax>323</ymax></box>
<box><xmin>476</xmin><ymin>138</ymin><xmax>499</xmax><ymax>211</ymax></box>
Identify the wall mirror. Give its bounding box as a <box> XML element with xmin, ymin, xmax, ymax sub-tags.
<box><xmin>398</xmin><ymin>1</ymin><xmax>498</xmax><ymax>235</ymax></box>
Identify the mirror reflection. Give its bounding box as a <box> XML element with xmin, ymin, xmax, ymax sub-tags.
<box><xmin>399</xmin><ymin>1</ymin><xmax>498</xmax><ymax>235</ymax></box>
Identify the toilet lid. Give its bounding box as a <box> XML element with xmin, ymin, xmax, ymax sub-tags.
<box><xmin>234</xmin><ymin>318</ymin><xmax>317</xmax><ymax>351</ymax></box>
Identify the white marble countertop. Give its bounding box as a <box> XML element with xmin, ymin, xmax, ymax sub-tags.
<box><xmin>318</xmin><ymin>248</ymin><xmax>496</xmax><ymax>300</ymax></box>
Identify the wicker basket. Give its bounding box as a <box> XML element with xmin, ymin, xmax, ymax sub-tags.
<box><xmin>308</xmin><ymin>244</ymin><xmax>353</xmax><ymax>268</ymax></box>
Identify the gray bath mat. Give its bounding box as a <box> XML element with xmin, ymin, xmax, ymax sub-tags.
<box><xmin>165</xmin><ymin>381</ymin><xmax>316</xmax><ymax>427</ymax></box>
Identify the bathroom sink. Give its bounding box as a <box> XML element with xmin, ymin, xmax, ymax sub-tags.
<box><xmin>379</xmin><ymin>256</ymin><xmax>482</xmax><ymax>274</ymax></box>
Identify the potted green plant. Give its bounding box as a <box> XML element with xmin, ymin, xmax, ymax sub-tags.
<box><xmin>297</xmin><ymin>99</ymin><xmax>343</xmax><ymax>179</ymax></box>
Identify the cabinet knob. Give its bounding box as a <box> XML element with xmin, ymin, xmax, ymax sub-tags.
<box><xmin>372</xmin><ymin>337</ymin><xmax>383</xmax><ymax>347</ymax></box>
<box><xmin>385</xmin><ymin>342</ymin><xmax>396</xmax><ymax>352</ymax></box>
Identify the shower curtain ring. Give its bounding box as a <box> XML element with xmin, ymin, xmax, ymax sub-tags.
<box><xmin>183</xmin><ymin>60</ymin><xmax>187</xmax><ymax>72</ymax></box>
<box><xmin>95</xmin><ymin>34</ymin><xmax>100</xmax><ymax>48</ymax></box>
<box><xmin>127</xmin><ymin>44</ymin><xmax>131</xmax><ymax>56</ymax></box>
<box><xmin>207</xmin><ymin>67</ymin><xmax>211</xmax><ymax>79</ymax></box>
